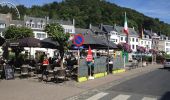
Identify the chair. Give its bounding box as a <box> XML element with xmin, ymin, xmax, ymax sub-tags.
<box><xmin>45</xmin><ymin>65</ymin><xmax>54</xmax><ymax>82</ymax></box>
<box><xmin>55</xmin><ymin>69</ymin><xmax>66</xmax><ymax>83</ymax></box>
<box><xmin>0</xmin><ymin>65</ymin><xmax>3</xmax><ymax>78</ymax></box>
<box><xmin>20</xmin><ymin>65</ymin><xmax>29</xmax><ymax>78</ymax></box>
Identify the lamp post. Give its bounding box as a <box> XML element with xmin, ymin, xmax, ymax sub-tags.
<box><xmin>106</xmin><ymin>32</ymin><xmax>111</xmax><ymax>74</ymax></box>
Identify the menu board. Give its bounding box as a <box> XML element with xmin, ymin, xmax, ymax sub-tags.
<box><xmin>4</xmin><ymin>65</ymin><xmax>14</xmax><ymax>80</ymax></box>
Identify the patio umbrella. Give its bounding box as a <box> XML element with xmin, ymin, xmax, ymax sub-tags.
<box><xmin>41</xmin><ymin>38</ymin><xmax>59</xmax><ymax>49</ymax></box>
<box><xmin>0</xmin><ymin>36</ymin><xmax>5</xmax><ymax>46</ymax></box>
<box><xmin>9</xmin><ymin>37</ymin><xmax>41</xmax><ymax>47</ymax></box>
<box><xmin>9</xmin><ymin>37</ymin><xmax>42</xmax><ymax>59</ymax></box>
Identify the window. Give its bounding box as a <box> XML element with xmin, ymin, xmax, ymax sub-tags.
<box><xmin>32</xmin><ymin>23</ymin><xmax>35</xmax><ymax>28</ymax></box>
<box><xmin>37</xmin><ymin>22</ymin><xmax>41</xmax><ymax>28</ymax></box>
<box><xmin>166</xmin><ymin>43</ymin><xmax>170</xmax><ymax>46</ymax></box>
<box><xmin>36</xmin><ymin>33</ymin><xmax>46</xmax><ymax>39</ymax></box>
<box><xmin>0</xmin><ymin>23</ymin><xmax>5</xmax><ymax>28</ymax></box>
<box><xmin>37</xmin><ymin>24</ymin><xmax>41</xmax><ymax>28</ymax></box>
<box><xmin>132</xmin><ymin>45</ymin><xmax>134</xmax><ymax>49</ymax></box>
<box><xmin>121</xmin><ymin>37</ymin><xmax>123</xmax><ymax>41</ymax></box>
<box><xmin>132</xmin><ymin>38</ymin><xmax>134</xmax><ymax>42</ymax></box>
<box><xmin>141</xmin><ymin>41</ymin><xmax>143</xmax><ymax>45</ymax></box>
<box><xmin>25</xmin><ymin>23</ymin><xmax>29</xmax><ymax>27</ymax></box>
<box><xmin>166</xmin><ymin>48</ymin><xmax>170</xmax><ymax>52</ymax></box>
<box><xmin>136</xmin><ymin>38</ymin><xmax>138</xmax><ymax>42</ymax></box>
<box><xmin>136</xmin><ymin>45</ymin><xmax>138</xmax><ymax>49</ymax></box>
<box><xmin>17</xmin><ymin>24</ymin><xmax>22</xmax><ymax>27</ymax></box>
<box><xmin>124</xmin><ymin>37</ymin><xmax>127</xmax><ymax>41</ymax></box>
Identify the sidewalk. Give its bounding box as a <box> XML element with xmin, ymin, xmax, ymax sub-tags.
<box><xmin>0</xmin><ymin>64</ymin><xmax>161</xmax><ymax>100</ymax></box>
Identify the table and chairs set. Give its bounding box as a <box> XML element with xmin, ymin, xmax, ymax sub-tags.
<box><xmin>0</xmin><ymin>62</ymin><xmax>78</xmax><ymax>83</ymax></box>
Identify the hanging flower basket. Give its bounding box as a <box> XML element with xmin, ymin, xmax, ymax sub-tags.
<box><xmin>117</xmin><ymin>43</ymin><xmax>132</xmax><ymax>53</ymax></box>
<box><xmin>137</xmin><ymin>46</ymin><xmax>146</xmax><ymax>53</ymax></box>
<box><xmin>149</xmin><ymin>49</ymin><xmax>157</xmax><ymax>54</ymax></box>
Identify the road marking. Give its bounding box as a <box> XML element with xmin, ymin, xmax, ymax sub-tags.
<box><xmin>86</xmin><ymin>92</ymin><xmax>108</xmax><ymax>100</ymax></box>
<box><xmin>112</xmin><ymin>94</ymin><xmax>130</xmax><ymax>100</ymax></box>
<box><xmin>142</xmin><ymin>97</ymin><xmax>157</xmax><ymax>100</ymax></box>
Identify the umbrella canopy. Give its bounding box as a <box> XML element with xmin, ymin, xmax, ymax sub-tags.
<box><xmin>10</xmin><ymin>37</ymin><xmax>41</xmax><ymax>47</ymax></box>
<box><xmin>41</xmin><ymin>38</ymin><xmax>59</xmax><ymax>49</ymax></box>
<box><xmin>0</xmin><ymin>36</ymin><xmax>5</xmax><ymax>46</ymax></box>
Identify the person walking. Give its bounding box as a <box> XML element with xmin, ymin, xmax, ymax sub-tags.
<box><xmin>40</xmin><ymin>56</ymin><xmax>49</xmax><ymax>81</ymax></box>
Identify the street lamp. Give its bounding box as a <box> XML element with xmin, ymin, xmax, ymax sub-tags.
<box><xmin>106</xmin><ymin>32</ymin><xmax>111</xmax><ymax>74</ymax></box>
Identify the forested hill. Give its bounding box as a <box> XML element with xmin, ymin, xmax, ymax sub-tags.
<box><xmin>1</xmin><ymin>0</ymin><xmax>170</xmax><ymax>35</ymax></box>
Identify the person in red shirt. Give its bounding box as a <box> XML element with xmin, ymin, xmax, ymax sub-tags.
<box><xmin>41</xmin><ymin>56</ymin><xmax>49</xmax><ymax>81</ymax></box>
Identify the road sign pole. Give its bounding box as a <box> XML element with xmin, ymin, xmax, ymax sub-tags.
<box><xmin>78</xmin><ymin>48</ymin><xmax>80</xmax><ymax>67</ymax></box>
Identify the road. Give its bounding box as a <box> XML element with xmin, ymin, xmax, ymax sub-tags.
<box><xmin>69</xmin><ymin>68</ymin><xmax>170</xmax><ymax>100</ymax></box>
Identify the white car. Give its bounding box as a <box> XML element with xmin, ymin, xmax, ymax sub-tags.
<box><xmin>164</xmin><ymin>58</ymin><xmax>170</xmax><ymax>68</ymax></box>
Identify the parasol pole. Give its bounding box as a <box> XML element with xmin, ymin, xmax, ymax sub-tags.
<box><xmin>29</xmin><ymin>47</ymin><xmax>31</xmax><ymax>59</ymax></box>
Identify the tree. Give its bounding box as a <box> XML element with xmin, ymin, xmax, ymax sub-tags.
<box><xmin>45</xmin><ymin>23</ymin><xmax>70</xmax><ymax>68</ymax></box>
<box><xmin>3</xmin><ymin>26</ymin><xmax>34</xmax><ymax>59</ymax></box>
<box><xmin>3</xmin><ymin>26</ymin><xmax>34</xmax><ymax>40</ymax></box>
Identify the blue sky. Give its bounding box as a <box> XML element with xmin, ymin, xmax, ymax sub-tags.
<box><xmin>3</xmin><ymin>0</ymin><xmax>170</xmax><ymax>24</ymax></box>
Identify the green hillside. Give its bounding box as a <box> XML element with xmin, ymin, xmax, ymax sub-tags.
<box><xmin>0</xmin><ymin>0</ymin><xmax>170</xmax><ymax>35</ymax></box>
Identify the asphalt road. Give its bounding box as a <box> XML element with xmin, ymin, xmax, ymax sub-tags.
<box><xmin>74</xmin><ymin>68</ymin><xmax>170</xmax><ymax>100</ymax></box>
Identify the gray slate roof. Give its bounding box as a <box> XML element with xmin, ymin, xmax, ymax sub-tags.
<box><xmin>90</xmin><ymin>25</ymin><xmax>104</xmax><ymax>33</ymax></box>
<box><xmin>49</xmin><ymin>19</ymin><xmax>73</xmax><ymax>25</ymax></box>
<box><xmin>75</xmin><ymin>28</ymin><xmax>117</xmax><ymax>49</ymax></box>
<box><xmin>114</xmin><ymin>26</ymin><xmax>138</xmax><ymax>36</ymax></box>
<box><xmin>144</xmin><ymin>30</ymin><xmax>158</xmax><ymax>38</ymax></box>
<box><xmin>24</xmin><ymin>16</ymin><xmax>46</xmax><ymax>23</ymax></box>
<box><xmin>10</xmin><ymin>20</ymin><xmax>24</xmax><ymax>26</ymax></box>
<box><xmin>75</xmin><ymin>28</ymin><xmax>93</xmax><ymax>34</ymax></box>
<box><xmin>102</xmin><ymin>25</ymin><xmax>114</xmax><ymax>33</ymax></box>
<box><xmin>0</xmin><ymin>20</ymin><xmax>5</xmax><ymax>24</ymax></box>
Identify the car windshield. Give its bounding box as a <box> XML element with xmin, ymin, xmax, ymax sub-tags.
<box><xmin>166</xmin><ymin>59</ymin><xmax>170</xmax><ymax>62</ymax></box>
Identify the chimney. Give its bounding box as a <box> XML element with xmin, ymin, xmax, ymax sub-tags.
<box><xmin>24</xmin><ymin>15</ymin><xmax>27</xmax><ymax>21</ymax></box>
<box><xmin>73</xmin><ymin>18</ymin><xmax>75</xmax><ymax>26</ymax></box>
<box><xmin>133</xmin><ymin>27</ymin><xmax>135</xmax><ymax>30</ymax></box>
<box><xmin>45</xmin><ymin>16</ymin><xmax>49</xmax><ymax>24</ymax></box>
<box><xmin>100</xmin><ymin>23</ymin><xmax>103</xmax><ymax>30</ymax></box>
<box><xmin>89</xmin><ymin>23</ymin><xmax>92</xmax><ymax>29</ymax></box>
<box><xmin>114</xmin><ymin>23</ymin><xmax>116</xmax><ymax>27</ymax></box>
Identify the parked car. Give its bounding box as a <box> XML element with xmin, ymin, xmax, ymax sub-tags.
<box><xmin>164</xmin><ymin>58</ymin><xmax>170</xmax><ymax>68</ymax></box>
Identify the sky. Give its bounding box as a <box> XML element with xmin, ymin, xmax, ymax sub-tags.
<box><xmin>1</xmin><ymin>0</ymin><xmax>170</xmax><ymax>24</ymax></box>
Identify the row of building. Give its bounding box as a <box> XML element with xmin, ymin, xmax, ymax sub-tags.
<box><xmin>0</xmin><ymin>13</ymin><xmax>170</xmax><ymax>57</ymax></box>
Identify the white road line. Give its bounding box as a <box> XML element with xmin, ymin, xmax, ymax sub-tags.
<box><xmin>112</xmin><ymin>94</ymin><xmax>130</xmax><ymax>100</ymax></box>
<box><xmin>142</xmin><ymin>97</ymin><xmax>157</xmax><ymax>100</ymax></box>
<box><xmin>86</xmin><ymin>92</ymin><xmax>108</xmax><ymax>100</ymax></box>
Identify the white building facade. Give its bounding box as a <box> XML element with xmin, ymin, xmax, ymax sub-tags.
<box><xmin>139</xmin><ymin>35</ymin><xmax>152</xmax><ymax>51</ymax></box>
<box><xmin>165</xmin><ymin>41</ymin><xmax>170</xmax><ymax>54</ymax></box>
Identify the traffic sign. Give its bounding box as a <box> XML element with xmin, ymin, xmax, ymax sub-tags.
<box><xmin>73</xmin><ymin>34</ymin><xmax>84</xmax><ymax>47</ymax></box>
<box><xmin>73</xmin><ymin>46</ymin><xmax>84</xmax><ymax>49</ymax></box>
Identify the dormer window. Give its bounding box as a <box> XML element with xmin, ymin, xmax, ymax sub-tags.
<box><xmin>17</xmin><ymin>24</ymin><xmax>22</xmax><ymax>27</ymax></box>
<box><xmin>30</xmin><ymin>21</ymin><xmax>35</xmax><ymax>28</ymax></box>
<box><xmin>166</xmin><ymin>37</ymin><xmax>168</xmax><ymax>40</ymax></box>
<box><xmin>37</xmin><ymin>22</ymin><xmax>41</xmax><ymax>28</ymax></box>
<box><xmin>41</xmin><ymin>20</ymin><xmax>43</xmax><ymax>23</ymax></box>
<box><xmin>25</xmin><ymin>21</ymin><xmax>29</xmax><ymax>27</ymax></box>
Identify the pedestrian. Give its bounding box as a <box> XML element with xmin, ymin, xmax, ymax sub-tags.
<box><xmin>40</xmin><ymin>56</ymin><xmax>49</xmax><ymax>81</ymax></box>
